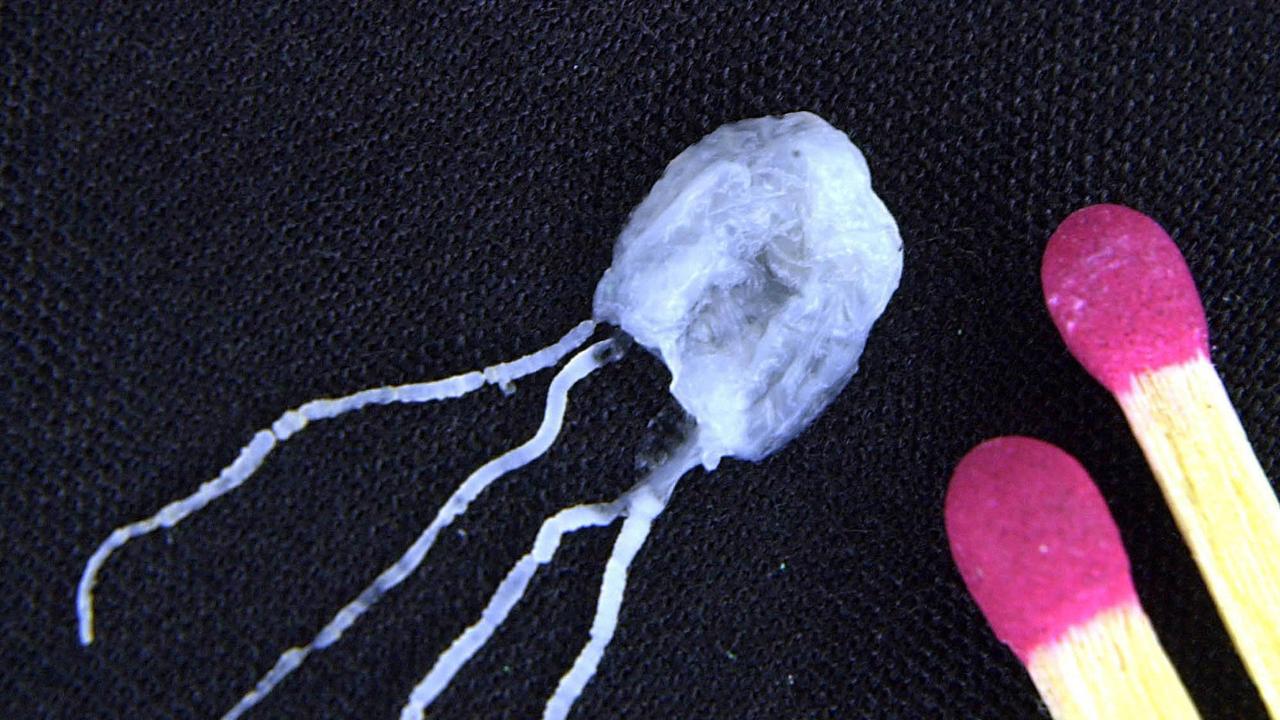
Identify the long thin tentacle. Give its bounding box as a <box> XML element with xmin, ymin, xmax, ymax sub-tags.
<box><xmin>542</xmin><ymin>442</ymin><xmax>700</xmax><ymax>720</ymax></box>
<box><xmin>398</xmin><ymin>500</ymin><xmax>625</xmax><ymax>720</ymax></box>
<box><xmin>398</xmin><ymin>439</ymin><xmax>700</xmax><ymax>720</ymax></box>
<box><xmin>221</xmin><ymin>337</ymin><xmax>620</xmax><ymax>720</ymax></box>
<box><xmin>77</xmin><ymin>320</ymin><xmax>595</xmax><ymax>646</ymax></box>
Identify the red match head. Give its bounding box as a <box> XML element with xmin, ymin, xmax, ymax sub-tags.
<box><xmin>1041</xmin><ymin>204</ymin><xmax>1209</xmax><ymax>396</ymax></box>
<box><xmin>944</xmin><ymin>436</ymin><xmax>1137</xmax><ymax>662</ymax></box>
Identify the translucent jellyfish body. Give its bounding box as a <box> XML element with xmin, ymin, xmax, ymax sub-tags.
<box><xmin>77</xmin><ymin>111</ymin><xmax>902</xmax><ymax>719</ymax></box>
<box><xmin>595</xmin><ymin>111</ymin><xmax>903</xmax><ymax>467</ymax></box>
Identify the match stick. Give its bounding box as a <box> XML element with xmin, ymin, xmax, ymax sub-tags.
<box><xmin>946</xmin><ymin>436</ymin><xmax>1201</xmax><ymax>720</ymax></box>
<box><xmin>1042</xmin><ymin>203</ymin><xmax>1280</xmax><ymax>716</ymax></box>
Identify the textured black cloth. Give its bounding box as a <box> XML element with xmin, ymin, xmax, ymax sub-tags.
<box><xmin>4</xmin><ymin>3</ymin><xmax>1278</xmax><ymax>718</ymax></box>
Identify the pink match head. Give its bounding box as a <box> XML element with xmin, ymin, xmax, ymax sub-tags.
<box><xmin>944</xmin><ymin>436</ymin><xmax>1138</xmax><ymax>663</ymax></box>
<box><xmin>1041</xmin><ymin>204</ymin><xmax>1209</xmax><ymax>396</ymax></box>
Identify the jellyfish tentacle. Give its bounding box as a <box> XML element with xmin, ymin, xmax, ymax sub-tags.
<box><xmin>541</xmin><ymin>509</ymin><xmax>654</xmax><ymax>720</ymax></box>
<box><xmin>482</xmin><ymin>319</ymin><xmax>597</xmax><ymax>387</ymax></box>
<box><xmin>399</xmin><ymin>439</ymin><xmax>701</xmax><ymax>720</ymax></box>
<box><xmin>221</xmin><ymin>337</ymin><xmax>620</xmax><ymax>720</ymax></box>
<box><xmin>399</xmin><ymin>500</ymin><xmax>625</xmax><ymax>720</ymax></box>
<box><xmin>542</xmin><ymin>441</ymin><xmax>701</xmax><ymax>720</ymax></box>
<box><xmin>76</xmin><ymin>320</ymin><xmax>595</xmax><ymax>646</ymax></box>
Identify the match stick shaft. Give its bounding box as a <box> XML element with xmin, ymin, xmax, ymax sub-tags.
<box><xmin>1120</xmin><ymin>358</ymin><xmax>1280</xmax><ymax>716</ymax></box>
<box><xmin>1027</xmin><ymin>605</ymin><xmax>1199</xmax><ymax>720</ymax></box>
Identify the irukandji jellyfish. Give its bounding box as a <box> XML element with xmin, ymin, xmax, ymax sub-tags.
<box><xmin>76</xmin><ymin>111</ymin><xmax>904</xmax><ymax>719</ymax></box>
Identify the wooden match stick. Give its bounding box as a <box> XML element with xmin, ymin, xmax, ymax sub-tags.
<box><xmin>946</xmin><ymin>436</ymin><xmax>1201</xmax><ymax>720</ymax></box>
<box><xmin>1042</xmin><ymin>203</ymin><xmax>1280</xmax><ymax>716</ymax></box>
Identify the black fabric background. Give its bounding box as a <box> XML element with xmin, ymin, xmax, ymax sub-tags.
<box><xmin>3</xmin><ymin>2</ymin><xmax>1278</xmax><ymax>718</ymax></box>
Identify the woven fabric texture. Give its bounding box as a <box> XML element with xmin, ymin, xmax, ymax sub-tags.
<box><xmin>3</xmin><ymin>3</ymin><xmax>1278</xmax><ymax>718</ymax></box>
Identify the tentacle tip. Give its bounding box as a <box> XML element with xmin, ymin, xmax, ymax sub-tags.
<box><xmin>76</xmin><ymin>599</ymin><xmax>96</xmax><ymax>645</ymax></box>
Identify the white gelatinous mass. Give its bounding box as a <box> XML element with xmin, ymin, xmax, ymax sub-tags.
<box><xmin>593</xmin><ymin>112</ymin><xmax>903</xmax><ymax>468</ymax></box>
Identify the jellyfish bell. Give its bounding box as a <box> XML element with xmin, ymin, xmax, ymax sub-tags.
<box><xmin>596</xmin><ymin>111</ymin><xmax>902</xmax><ymax>468</ymax></box>
<box><xmin>76</xmin><ymin>111</ymin><xmax>902</xmax><ymax>720</ymax></box>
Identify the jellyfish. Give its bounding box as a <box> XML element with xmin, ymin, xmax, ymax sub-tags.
<box><xmin>76</xmin><ymin>111</ymin><xmax>903</xmax><ymax>719</ymax></box>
